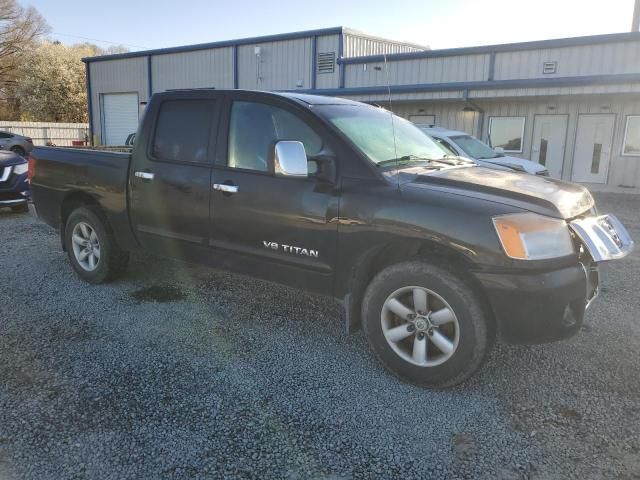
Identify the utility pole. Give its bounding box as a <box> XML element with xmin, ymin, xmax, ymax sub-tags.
<box><xmin>633</xmin><ymin>0</ymin><xmax>640</xmax><ymax>32</ymax></box>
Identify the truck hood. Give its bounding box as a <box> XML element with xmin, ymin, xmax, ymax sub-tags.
<box><xmin>478</xmin><ymin>155</ymin><xmax>548</xmax><ymax>175</ymax></box>
<box><xmin>403</xmin><ymin>165</ymin><xmax>594</xmax><ymax>219</ymax></box>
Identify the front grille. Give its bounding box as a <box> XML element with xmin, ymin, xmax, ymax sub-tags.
<box><xmin>0</xmin><ymin>166</ymin><xmax>11</xmax><ymax>183</ymax></box>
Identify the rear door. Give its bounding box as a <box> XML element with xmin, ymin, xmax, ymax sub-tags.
<box><xmin>129</xmin><ymin>92</ymin><xmax>220</xmax><ymax>257</ymax></box>
<box><xmin>208</xmin><ymin>93</ymin><xmax>340</xmax><ymax>294</ymax></box>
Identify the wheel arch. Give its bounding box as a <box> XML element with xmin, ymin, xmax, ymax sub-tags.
<box><xmin>59</xmin><ymin>191</ymin><xmax>105</xmax><ymax>251</ymax></box>
<box><xmin>343</xmin><ymin>238</ymin><xmax>496</xmax><ymax>335</ymax></box>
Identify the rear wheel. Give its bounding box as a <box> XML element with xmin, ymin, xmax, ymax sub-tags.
<box><xmin>362</xmin><ymin>260</ymin><xmax>492</xmax><ymax>388</ymax></box>
<box><xmin>10</xmin><ymin>146</ymin><xmax>25</xmax><ymax>157</ymax></box>
<box><xmin>64</xmin><ymin>206</ymin><xmax>129</xmax><ymax>284</ymax></box>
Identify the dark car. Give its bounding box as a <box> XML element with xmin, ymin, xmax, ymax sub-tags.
<box><xmin>28</xmin><ymin>90</ymin><xmax>634</xmax><ymax>387</ymax></box>
<box><xmin>0</xmin><ymin>150</ymin><xmax>30</xmax><ymax>212</ymax></box>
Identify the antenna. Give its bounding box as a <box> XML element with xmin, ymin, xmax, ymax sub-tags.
<box><xmin>383</xmin><ymin>53</ymin><xmax>400</xmax><ymax>191</ymax></box>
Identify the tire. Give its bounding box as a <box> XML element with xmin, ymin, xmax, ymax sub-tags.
<box><xmin>362</xmin><ymin>260</ymin><xmax>492</xmax><ymax>388</ymax></box>
<box><xmin>64</xmin><ymin>206</ymin><xmax>129</xmax><ymax>284</ymax></box>
<box><xmin>10</xmin><ymin>204</ymin><xmax>28</xmax><ymax>213</ymax></box>
<box><xmin>10</xmin><ymin>146</ymin><xmax>26</xmax><ymax>157</ymax></box>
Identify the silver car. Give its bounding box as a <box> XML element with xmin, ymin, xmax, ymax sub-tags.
<box><xmin>418</xmin><ymin>126</ymin><xmax>548</xmax><ymax>176</ymax></box>
<box><xmin>0</xmin><ymin>131</ymin><xmax>34</xmax><ymax>157</ymax></box>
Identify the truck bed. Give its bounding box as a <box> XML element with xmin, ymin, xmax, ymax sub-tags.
<box><xmin>30</xmin><ymin>146</ymin><xmax>138</xmax><ymax>250</ymax></box>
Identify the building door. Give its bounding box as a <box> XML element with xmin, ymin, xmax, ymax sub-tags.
<box><xmin>101</xmin><ymin>93</ymin><xmax>139</xmax><ymax>145</ymax></box>
<box><xmin>571</xmin><ymin>114</ymin><xmax>615</xmax><ymax>184</ymax></box>
<box><xmin>531</xmin><ymin>114</ymin><xmax>568</xmax><ymax>178</ymax></box>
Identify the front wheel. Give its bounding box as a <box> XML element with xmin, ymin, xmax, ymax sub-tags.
<box><xmin>362</xmin><ymin>260</ymin><xmax>493</xmax><ymax>388</ymax></box>
<box><xmin>64</xmin><ymin>206</ymin><xmax>129</xmax><ymax>284</ymax></box>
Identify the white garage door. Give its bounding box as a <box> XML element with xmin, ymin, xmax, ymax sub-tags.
<box><xmin>101</xmin><ymin>93</ymin><xmax>139</xmax><ymax>145</ymax></box>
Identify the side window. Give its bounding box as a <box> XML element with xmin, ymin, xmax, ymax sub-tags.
<box><xmin>152</xmin><ymin>100</ymin><xmax>214</xmax><ymax>163</ymax></box>
<box><xmin>0</xmin><ymin>132</ymin><xmax>13</xmax><ymax>139</ymax></box>
<box><xmin>228</xmin><ymin>101</ymin><xmax>323</xmax><ymax>172</ymax></box>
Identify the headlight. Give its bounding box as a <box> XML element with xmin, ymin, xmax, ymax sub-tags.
<box><xmin>492</xmin><ymin>213</ymin><xmax>575</xmax><ymax>260</ymax></box>
<box><xmin>13</xmin><ymin>163</ymin><xmax>28</xmax><ymax>175</ymax></box>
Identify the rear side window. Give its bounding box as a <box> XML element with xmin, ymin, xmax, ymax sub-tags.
<box><xmin>152</xmin><ymin>100</ymin><xmax>214</xmax><ymax>163</ymax></box>
<box><xmin>0</xmin><ymin>132</ymin><xmax>13</xmax><ymax>139</ymax></box>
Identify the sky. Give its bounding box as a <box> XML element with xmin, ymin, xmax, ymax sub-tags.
<box><xmin>26</xmin><ymin>0</ymin><xmax>638</xmax><ymax>52</ymax></box>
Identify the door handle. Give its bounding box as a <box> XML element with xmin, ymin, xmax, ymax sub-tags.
<box><xmin>213</xmin><ymin>183</ymin><xmax>238</xmax><ymax>194</ymax></box>
<box><xmin>134</xmin><ymin>171</ymin><xmax>155</xmax><ymax>180</ymax></box>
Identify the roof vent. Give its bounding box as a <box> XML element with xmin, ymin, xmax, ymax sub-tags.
<box><xmin>318</xmin><ymin>52</ymin><xmax>335</xmax><ymax>74</ymax></box>
<box><xmin>542</xmin><ymin>61</ymin><xmax>557</xmax><ymax>74</ymax></box>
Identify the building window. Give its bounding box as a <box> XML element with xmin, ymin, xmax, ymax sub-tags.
<box><xmin>488</xmin><ymin>116</ymin><xmax>525</xmax><ymax>153</ymax></box>
<box><xmin>622</xmin><ymin>115</ymin><xmax>640</xmax><ymax>156</ymax></box>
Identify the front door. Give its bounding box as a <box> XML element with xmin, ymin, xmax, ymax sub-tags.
<box><xmin>129</xmin><ymin>94</ymin><xmax>220</xmax><ymax>257</ymax></box>
<box><xmin>209</xmin><ymin>94</ymin><xmax>339</xmax><ymax>294</ymax></box>
<box><xmin>531</xmin><ymin>114</ymin><xmax>568</xmax><ymax>178</ymax></box>
<box><xmin>571</xmin><ymin>114</ymin><xmax>615</xmax><ymax>183</ymax></box>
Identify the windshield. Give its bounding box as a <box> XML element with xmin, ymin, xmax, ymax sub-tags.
<box><xmin>450</xmin><ymin>135</ymin><xmax>501</xmax><ymax>159</ymax></box>
<box><xmin>319</xmin><ymin>105</ymin><xmax>447</xmax><ymax>165</ymax></box>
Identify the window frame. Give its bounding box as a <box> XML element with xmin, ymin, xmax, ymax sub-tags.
<box><xmin>488</xmin><ymin>116</ymin><xmax>526</xmax><ymax>153</ymax></box>
<box><xmin>621</xmin><ymin>115</ymin><xmax>640</xmax><ymax>157</ymax></box>
<box><xmin>148</xmin><ymin>97</ymin><xmax>218</xmax><ymax>166</ymax></box>
<box><xmin>220</xmin><ymin>97</ymin><xmax>326</xmax><ymax>177</ymax></box>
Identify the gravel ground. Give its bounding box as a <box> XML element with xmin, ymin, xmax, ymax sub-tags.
<box><xmin>0</xmin><ymin>193</ymin><xmax>639</xmax><ymax>480</ymax></box>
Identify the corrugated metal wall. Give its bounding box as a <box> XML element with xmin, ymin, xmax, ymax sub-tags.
<box><xmin>345</xmin><ymin>54</ymin><xmax>490</xmax><ymax>87</ymax></box>
<box><xmin>343</xmin><ymin>33</ymin><xmax>424</xmax><ymax>57</ymax></box>
<box><xmin>237</xmin><ymin>37</ymin><xmax>313</xmax><ymax>91</ymax></box>
<box><xmin>494</xmin><ymin>40</ymin><xmax>640</xmax><ymax>80</ymax></box>
<box><xmin>89</xmin><ymin>57</ymin><xmax>148</xmax><ymax>144</ymax></box>
<box><xmin>390</xmin><ymin>101</ymin><xmax>481</xmax><ymax>137</ymax></box>
<box><xmin>315</xmin><ymin>35</ymin><xmax>341</xmax><ymax>89</ymax></box>
<box><xmin>151</xmin><ymin>47</ymin><xmax>234</xmax><ymax>92</ymax></box>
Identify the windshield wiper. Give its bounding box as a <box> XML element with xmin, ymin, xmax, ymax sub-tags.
<box><xmin>377</xmin><ymin>155</ymin><xmax>440</xmax><ymax>167</ymax></box>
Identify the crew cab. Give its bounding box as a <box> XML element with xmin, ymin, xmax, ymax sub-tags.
<box><xmin>28</xmin><ymin>90</ymin><xmax>634</xmax><ymax>387</ymax></box>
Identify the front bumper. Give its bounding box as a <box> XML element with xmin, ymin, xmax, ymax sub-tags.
<box><xmin>0</xmin><ymin>171</ymin><xmax>30</xmax><ymax>207</ymax></box>
<box><xmin>476</xmin><ymin>262</ymin><xmax>598</xmax><ymax>344</ymax></box>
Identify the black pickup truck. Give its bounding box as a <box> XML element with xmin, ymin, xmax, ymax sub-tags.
<box><xmin>29</xmin><ymin>90</ymin><xmax>634</xmax><ymax>387</ymax></box>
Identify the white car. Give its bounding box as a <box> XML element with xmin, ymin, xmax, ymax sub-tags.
<box><xmin>418</xmin><ymin>126</ymin><xmax>548</xmax><ymax>176</ymax></box>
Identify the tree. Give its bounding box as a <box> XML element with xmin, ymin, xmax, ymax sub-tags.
<box><xmin>0</xmin><ymin>0</ymin><xmax>48</xmax><ymax>77</ymax></box>
<box><xmin>15</xmin><ymin>42</ymin><xmax>94</xmax><ymax>122</ymax></box>
<box><xmin>0</xmin><ymin>0</ymin><xmax>48</xmax><ymax>118</ymax></box>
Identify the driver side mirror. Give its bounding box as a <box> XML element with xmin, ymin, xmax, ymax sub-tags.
<box><xmin>272</xmin><ymin>141</ymin><xmax>309</xmax><ymax>178</ymax></box>
<box><xmin>493</xmin><ymin>146</ymin><xmax>505</xmax><ymax>155</ymax></box>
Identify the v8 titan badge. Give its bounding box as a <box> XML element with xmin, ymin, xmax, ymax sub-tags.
<box><xmin>263</xmin><ymin>241</ymin><xmax>319</xmax><ymax>258</ymax></box>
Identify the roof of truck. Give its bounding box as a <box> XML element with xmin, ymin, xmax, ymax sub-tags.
<box><xmin>159</xmin><ymin>88</ymin><xmax>366</xmax><ymax>107</ymax></box>
<box><xmin>274</xmin><ymin>91</ymin><xmax>364</xmax><ymax>106</ymax></box>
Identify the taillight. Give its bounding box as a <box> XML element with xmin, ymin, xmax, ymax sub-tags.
<box><xmin>27</xmin><ymin>155</ymin><xmax>36</xmax><ymax>183</ymax></box>
<box><xmin>26</xmin><ymin>138</ymin><xmax>33</xmax><ymax>144</ymax></box>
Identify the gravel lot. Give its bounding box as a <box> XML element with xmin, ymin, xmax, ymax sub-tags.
<box><xmin>0</xmin><ymin>193</ymin><xmax>639</xmax><ymax>480</ymax></box>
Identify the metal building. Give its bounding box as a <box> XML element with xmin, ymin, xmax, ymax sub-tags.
<box><xmin>84</xmin><ymin>27</ymin><xmax>640</xmax><ymax>193</ymax></box>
